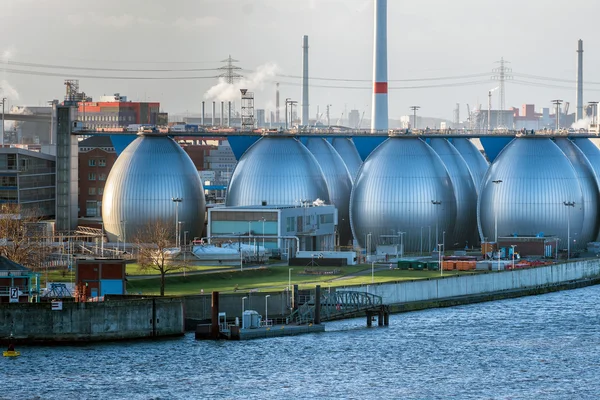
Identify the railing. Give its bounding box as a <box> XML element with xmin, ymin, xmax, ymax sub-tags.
<box><xmin>289</xmin><ymin>290</ymin><xmax>383</xmax><ymax>325</ymax></box>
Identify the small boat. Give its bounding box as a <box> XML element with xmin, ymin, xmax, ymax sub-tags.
<box><xmin>3</xmin><ymin>350</ymin><xmax>20</xmax><ymax>357</ymax></box>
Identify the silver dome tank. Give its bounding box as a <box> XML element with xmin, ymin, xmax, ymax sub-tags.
<box><xmin>331</xmin><ymin>138</ymin><xmax>362</xmax><ymax>182</ymax></box>
<box><xmin>226</xmin><ymin>136</ymin><xmax>330</xmax><ymax>207</ymax></box>
<box><xmin>478</xmin><ymin>137</ymin><xmax>584</xmax><ymax>248</ymax></box>
<box><xmin>430</xmin><ymin>138</ymin><xmax>477</xmax><ymax>248</ymax></box>
<box><xmin>350</xmin><ymin>137</ymin><xmax>457</xmax><ymax>253</ymax></box>
<box><xmin>102</xmin><ymin>133</ymin><xmax>206</xmax><ymax>243</ymax></box>
<box><xmin>306</xmin><ymin>138</ymin><xmax>353</xmax><ymax>246</ymax></box>
<box><xmin>451</xmin><ymin>138</ymin><xmax>489</xmax><ymax>194</ymax></box>
<box><xmin>554</xmin><ymin>138</ymin><xmax>599</xmax><ymax>244</ymax></box>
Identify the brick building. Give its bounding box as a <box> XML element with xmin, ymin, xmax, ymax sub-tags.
<box><xmin>78</xmin><ymin>136</ymin><xmax>118</xmax><ymax>217</ymax></box>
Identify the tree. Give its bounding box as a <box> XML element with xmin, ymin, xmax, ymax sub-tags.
<box><xmin>0</xmin><ymin>204</ymin><xmax>47</xmax><ymax>268</ymax></box>
<box><xmin>134</xmin><ymin>219</ymin><xmax>184</xmax><ymax>296</ymax></box>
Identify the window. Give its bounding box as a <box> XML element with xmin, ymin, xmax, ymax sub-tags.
<box><xmin>99</xmin><ymin>159</ymin><xmax>106</xmax><ymax>167</ymax></box>
<box><xmin>98</xmin><ymin>187</ymin><xmax>104</xmax><ymax>195</ymax></box>
<box><xmin>86</xmin><ymin>200</ymin><xmax>98</xmax><ymax>217</ymax></box>
<box><xmin>88</xmin><ymin>173</ymin><xmax>96</xmax><ymax>180</ymax></box>
<box><xmin>88</xmin><ymin>159</ymin><xmax>96</xmax><ymax>167</ymax></box>
<box><xmin>88</xmin><ymin>187</ymin><xmax>96</xmax><ymax>195</ymax></box>
<box><xmin>99</xmin><ymin>173</ymin><xmax>107</xmax><ymax>181</ymax></box>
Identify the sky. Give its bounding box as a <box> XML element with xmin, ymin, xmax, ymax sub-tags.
<box><xmin>1</xmin><ymin>0</ymin><xmax>600</xmax><ymax>122</ymax></box>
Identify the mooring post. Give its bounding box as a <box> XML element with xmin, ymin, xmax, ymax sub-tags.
<box><xmin>378</xmin><ymin>308</ymin><xmax>384</xmax><ymax>326</ymax></box>
<box><xmin>314</xmin><ymin>285</ymin><xmax>321</xmax><ymax>325</ymax></box>
<box><xmin>384</xmin><ymin>307</ymin><xmax>389</xmax><ymax>326</ymax></box>
<box><xmin>293</xmin><ymin>284</ymin><xmax>299</xmax><ymax>311</ymax></box>
<box><xmin>366</xmin><ymin>311</ymin><xmax>372</xmax><ymax>327</ymax></box>
<box><xmin>211</xmin><ymin>291</ymin><xmax>220</xmax><ymax>339</ymax></box>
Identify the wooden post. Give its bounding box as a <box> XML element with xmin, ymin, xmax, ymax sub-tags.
<box><xmin>384</xmin><ymin>307</ymin><xmax>389</xmax><ymax>326</ymax></box>
<box><xmin>293</xmin><ymin>284</ymin><xmax>299</xmax><ymax>311</ymax></box>
<box><xmin>378</xmin><ymin>309</ymin><xmax>384</xmax><ymax>326</ymax></box>
<box><xmin>314</xmin><ymin>285</ymin><xmax>321</xmax><ymax>325</ymax></box>
<box><xmin>211</xmin><ymin>291</ymin><xmax>220</xmax><ymax>339</ymax></box>
<box><xmin>366</xmin><ymin>311</ymin><xmax>372</xmax><ymax>327</ymax></box>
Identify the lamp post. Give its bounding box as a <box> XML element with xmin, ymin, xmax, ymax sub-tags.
<box><xmin>261</xmin><ymin>217</ymin><xmax>266</xmax><ymax>251</ymax></box>
<box><xmin>437</xmin><ymin>243</ymin><xmax>443</xmax><ymax>276</ymax></box>
<box><xmin>564</xmin><ymin>201</ymin><xmax>575</xmax><ymax>260</ymax></box>
<box><xmin>288</xmin><ymin>268</ymin><xmax>293</xmax><ymax>292</ymax></box>
<box><xmin>285</xmin><ymin>98</ymin><xmax>291</xmax><ymax>129</ymax></box>
<box><xmin>510</xmin><ymin>244</ymin><xmax>516</xmax><ymax>269</ymax></box>
<box><xmin>442</xmin><ymin>230</ymin><xmax>446</xmax><ymax>254</ymax></box>
<box><xmin>265</xmin><ymin>294</ymin><xmax>271</xmax><ymax>326</ymax></box>
<box><xmin>121</xmin><ymin>220</ymin><xmax>127</xmax><ymax>256</ymax></box>
<box><xmin>492</xmin><ymin>180</ymin><xmax>503</xmax><ymax>243</ymax></box>
<box><xmin>410</xmin><ymin>105</ymin><xmax>420</xmax><ymax>130</ymax></box>
<box><xmin>100</xmin><ymin>222</ymin><xmax>104</xmax><ymax>257</ymax></box>
<box><xmin>184</xmin><ymin>231</ymin><xmax>189</xmax><ymax>277</ymax></box>
<box><xmin>178</xmin><ymin>221</ymin><xmax>184</xmax><ymax>250</ymax></box>
<box><xmin>399</xmin><ymin>231</ymin><xmax>405</xmax><ymax>260</ymax></box>
<box><xmin>242</xmin><ymin>296</ymin><xmax>247</xmax><ymax>314</ymax></box>
<box><xmin>371</xmin><ymin>261</ymin><xmax>375</xmax><ymax>283</ymax></box>
<box><xmin>171</xmin><ymin>197</ymin><xmax>182</xmax><ymax>248</ymax></box>
<box><xmin>431</xmin><ymin>200</ymin><xmax>441</xmax><ymax>247</ymax></box>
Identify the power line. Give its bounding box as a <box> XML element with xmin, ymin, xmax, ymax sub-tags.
<box><xmin>275</xmin><ymin>80</ymin><xmax>491</xmax><ymax>90</ymax></box>
<box><xmin>0</xmin><ymin>68</ymin><xmax>217</xmax><ymax>80</ymax></box>
<box><xmin>4</xmin><ymin>60</ymin><xmax>222</xmax><ymax>73</ymax></box>
<box><xmin>270</xmin><ymin>72</ymin><xmax>491</xmax><ymax>82</ymax></box>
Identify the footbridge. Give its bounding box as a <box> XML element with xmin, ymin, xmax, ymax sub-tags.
<box><xmin>289</xmin><ymin>289</ymin><xmax>389</xmax><ymax>326</ymax></box>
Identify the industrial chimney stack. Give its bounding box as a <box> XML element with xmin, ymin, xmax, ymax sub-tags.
<box><xmin>576</xmin><ymin>39</ymin><xmax>584</xmax><ymax>121</ymax></box>
<box><xmin>275</xmin><ymin>82</ymin><xmax>280</xmax><ymax>123</ymax></box>
<box><xmin>301</xmin><ymin>35</ymin><xmax>309</xmax><ymax>126</ymax></box>
<box><xmin>371</xmin><ymin>0</ymin><xmax>388</xmax><ymax>132</ymax></box>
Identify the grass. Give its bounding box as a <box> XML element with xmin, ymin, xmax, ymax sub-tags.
<box><xmin>125</xmin><ymin>264</ymin><xmax>474</xmax><ymax>296</ymax></box>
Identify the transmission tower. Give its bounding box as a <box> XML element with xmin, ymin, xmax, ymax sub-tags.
<box><xmin>218</xmin><ymin>55</ymin><xmax>243</xmax><ymax>84</ymax></box>
<box><xmin>492</xmin><ymin>57</ymin><xmax>512</xmax><ymax>129</ymax></box>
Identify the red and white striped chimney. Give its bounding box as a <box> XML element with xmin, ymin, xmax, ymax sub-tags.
<box><xmin>371</xmin><ymin>0</ymin><xmax>388</xmax><ymax>132</ymax></box>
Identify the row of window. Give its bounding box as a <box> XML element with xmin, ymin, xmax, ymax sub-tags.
<box><xmin>86</xmin><ymin>200</ymin><xmax>102</xmax><ymax>217</ymax></box>
<box><xmin>83</xmin><ymin>115</ymin><xmax>135</xmax><ymax>122</ymax></box>
<box><xmin>88</xmin><ymin>173</ymin><xmax>107</xmax><ymax>181</ymax></box>
<box><xmin>88</xmin><ymin>187</ymin><xmax>104</xmax><ymax>196</ymax></box>
<box><xmin>88</xmin><ymin>159</ymin><xmax>107</xmax><ymax>167</ymax></box>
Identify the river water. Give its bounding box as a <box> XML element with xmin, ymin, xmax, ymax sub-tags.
<box><xmin>4</xmin><ymin>286</ymin><xmax>600</xmax><ymax>400</ymax></box>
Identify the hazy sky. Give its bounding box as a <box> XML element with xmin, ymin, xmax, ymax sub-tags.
<box><xmin>1</xmin><ymin>0</ymin><xmax>599</xmax><ymax>121</ymax></box>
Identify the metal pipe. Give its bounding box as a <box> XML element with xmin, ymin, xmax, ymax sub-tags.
<box><xmin>201</xmin><ymin>101</ymin><xmax>205</xmax><ymax>126</ymax></box>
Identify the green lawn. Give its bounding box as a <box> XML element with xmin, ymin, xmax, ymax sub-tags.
<box><xmin>126</xmin><ymin>265</ymin><xmax>475</xmax><ymax>296</ymax></box>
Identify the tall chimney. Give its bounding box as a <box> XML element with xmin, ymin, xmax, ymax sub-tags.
<box><xmin>212</xmin><ymin>101</ymin><xmax>216</xmax><ymax>126</ymax></box>
<box><xmin>301</xmin><ymin>35</ymin><xmax>309</xmax><ymax>126</ymax></box>
<box><xmin>220</xmin><ymin>101</ymin><xmax>224</xmax><ymax>126</ymax></box>
<box><xmin>201</xmin><ymin>101</ymin><xmax>205</xmax><ymax>126</ymax></box>
<box><xmin>275</xmin><ymin>82</ymin><xmax>280</xmax><ymax>123</ymax></box>
<box><xmin>371</xmin><ymin>0</ymin><xmax>388</xmax><ymax>132</ymax></box>
<box><xmin>576</xmin><ymin>39</ymin><xmax>584</xmax><ymax>121</ymax></box>
<box><xmin>228</xmin><ymin>101</ymin><xmax>232</xmax><ymax>127</ymax></box>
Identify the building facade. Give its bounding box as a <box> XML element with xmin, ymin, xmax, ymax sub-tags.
<box><xmin>78</xmin><ymin>94</ymin><xmax>160</xmax><ymax>130</ymax></box>
<box><xmin>78</xmin><ymin>137</ymin><xmax>118</xmax><ymax>217</ymax></box>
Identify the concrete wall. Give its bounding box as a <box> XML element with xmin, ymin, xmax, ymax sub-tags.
<box><xmin>0</xmin><ymin>298</ymin><xmax>184</xmax><ymax>343</ymax></box>
<box><xmin>343</xmin><ymin>259</ymin><xmax>600</xmax><ymax>304</ymax></box>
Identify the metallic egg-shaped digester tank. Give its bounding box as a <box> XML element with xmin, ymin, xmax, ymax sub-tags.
<box><xmin>226</xmin><ymin>136</ymin><xmax>330</xmax><ymax>207</ymax></box>
<box><xmin>478</xmin><ymin>137</ymin><xmax>584</xmax><ymax>248</ymax></box>
<box><xmin>350</xmin><ymin>137</ymin><xmax>457</xmax><ymax>253</ymax></box>
<box><xmin>430</xmin><ymin>138</ymin><xmax>478</xmax><ymax>248</ymax></box>
<box><xmin>571</xmin><ymin>138</ymin><xmax>600</xmax><ymax>240</ymax></box>
<box><xmin>306</xmin><ymin>138</ymin><xmax>353</xmax><ymax>246</ymax></box>
<box><xmin>331</xmin><ymin>137</ymin><xmax>362</xmax><ymax>182</ymax></box>
<box><xmin>451</xmin><ymin>138</ymin><xmax>489</xmax><ymax>194</ymax></box>
<box><xmin>102</xmin><ymin>133</ymin><xmax>206</xmax><ymax>243</ymax></box>
<box><xmin>554</xmin><ymin>138</ymin><xmax>600</xmax><ymax>243</ymax></box>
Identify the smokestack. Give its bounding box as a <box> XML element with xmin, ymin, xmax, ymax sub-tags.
<box><xmin>228</xmin><ymin>101</ymin><xmax>232</xmax><ymax>127</ymax></box>
<box><xmin>371</xmin><ymin>0</ymin><xmax>388</xmax><ymax>132</ymax></box>
<box><xmin>275</xmin><ymin>82</ymin><xmax>280</xmax><ymax>123</ymax></box>
<box><xmin>301</xmin><ymin>35</ymin><xmax>309</xmax><ymax>126</ymax></box>
<box><xmin>212</xmin><ymin>101</ymin><xmax>216</xmax><ymax>126</ymax></box>
<box><xmin>220</xmin><ymin>101</ymin><xmax>224</xmax><ymax>126</ymax></box>
<box><xmin>577</xmin><ymin>39</ymin><xmax>584</xmax><ymax>121</ymax></box>
<box><xmin>201</xmin><ymin>101</ymin><xmax>205</xmax><ymax>126</ymax></box>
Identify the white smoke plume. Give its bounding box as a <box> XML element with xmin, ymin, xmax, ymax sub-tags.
<box><xmin>204</xmin><ymin>63</ymin><xmax>280</xmax><ymax>102</ymax></box>
<box><xmin>1</xmin><ymin>48</ymin><xmax>20</xmax><ymax>101</ymax></box>
<box><xmin>571</xmin><ymin>117</ymin><xmax>592</xmax><ymax>130</ymax></box>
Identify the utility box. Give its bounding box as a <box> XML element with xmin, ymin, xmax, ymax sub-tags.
<box><xmin>243</xmin><ymin>310</ymin><xmax>261</xmax><ymax>329</ymax></box>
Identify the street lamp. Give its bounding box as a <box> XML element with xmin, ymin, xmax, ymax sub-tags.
<box><xmin>285</xmin><ymin>98</ymin><xmax>291</xmax><ymax>129</ymax></box>
<box><xmin>492</xmin><ymin>180</ymin><xmax>503</xmax><ymax>243</ymax></box>
<box><xmin>242</xmin><ymin>296</ymin><xmax>247</xmax><ymax>314</ymax></box>
<box><xmin>510</xmin><ymin>244</ymin><xmax>517</xmax><ymax>269</ymax></box>
<box><xmin>399</xmin><ymin>231</ymin><xmax>405</xmax><ymax>260</ymax></box>
<box><xmin>264</xmin><ymin>294</ymin><xmax>271</xmax><ymax>326</ymax></box>
<box><xmin>564</xmin><ymin>201</ymin><xmax>575</xmax><ymax>260</ymax></box>
<box><xmin>288</xmin><ymin>268</ymin><xmax>294</xmax><ymax>292</ymax></box>
<box><xmin>171</xmin><ymin>197</ymin><xmax>182</xmax><ymax>248</ymax></box>
<box><xmin>184</xmin><ymin>231</ymin><xmax>189</xmax><ymax>276</ymax></box>
<box><xmin>431</xmin><ymin>200</ymin><xmax>441</xmax><ymax>247</ymax></box>
<box><xmin>178</xmin><ymin>221</ymin><xmax>184</xmax><ymax>250</ymax></box>
<box><xmin>260</xmin><ymin>217</ymin><xmax>266</xmax><ymax>251</ymax></box>
<box><xmin>437</xmin><ymin>243</ymin><xmax>443</xmax><ymax>276</ymax></box>
<box><xmin>371</xmin><ymin>261</ymin><xmax>375</xmax><ymax>283</ymax></box>
<box><xmin>442</xmin><ymin>231</ymin><xmax>446</xmax><ymax>254</ymax></box>
<box><xmin>121</xmin><ymin>220</ymin><xmax>127</xmax><ymax>255</ymax></box>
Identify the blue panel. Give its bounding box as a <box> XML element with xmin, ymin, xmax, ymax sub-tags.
<box><xmin>109</xmin><ymin>135</ymin><xmax>137</xmax><ymax>156</ymax></box>
<box><xmin>204</xmin><ymin>185</ymin><xmax>227</xmax><ymax>190</ymax></box>
<box><xmin>353</xmin><ymin>137</ymin><xmax>387</xmax><ymax>161</ymax></box>
<box><xmin>228</xmin><ymin>136</ymin><xmax>261</xmax><ymax>160</ymax></box>
<box><xmin>100</xmin><ymin>279</ymin><xmax>124</xmax><ymax>296</ymax></box>
<box><xmin>479</xmin><ymin>137</ymin><xmax>512</xmax><ymax>163</ymax></box>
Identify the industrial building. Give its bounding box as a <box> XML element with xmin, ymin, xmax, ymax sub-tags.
<box><xmin>0</xmin><ymin>256</ymin><xmax>39</xmax><ymax>303</ymax></box>
<box><xmin>0</xmin><ymin>147</ymin><xmax>56</xmax><ymax>218</ymax></box>
<box><xmin>207</xmin><ymin>204</ymin><xmax>338</xmax><ymax>255</ymax></box>
<box><xmin>75</xmin><ymin>258</ymin><xmax>129</xmax><ymax>298</ymax></box>
<box><xmin>78</xmin><ymin>93</ymin><xmax>160</xmax><ymax>130</ymax></box>
<box><xmin>78</xmin><ymin>136</ymin><xmax>117</xmax><ymax>217</ymax></box>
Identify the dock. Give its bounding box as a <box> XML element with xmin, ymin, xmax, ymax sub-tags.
<box><xmin>195</xmin><ymin>322</ymin><xmax>325</xmax><ymax>340</ymax></box>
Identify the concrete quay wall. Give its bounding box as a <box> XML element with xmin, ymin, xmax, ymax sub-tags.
<box><xmin>343</xmin><ymin>259</ymin><xmax>600</xmax><ymax>305</ymax></box>
<box><xmin>0</xmin><ymin>298</ymin><xmax>184</xmax><ymax>344</ymax></box>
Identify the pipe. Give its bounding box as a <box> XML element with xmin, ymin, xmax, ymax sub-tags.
<box><xmin>228</xmin><ymin>101</ymin><xmax>232</xmax><ymax>127</ymax></box>
<box><xmin>212</xmin><ymin>101</ymin><xmax>216</xmax><ymax>127</ymax></box>
<box><xmin>220</xmin><ymin>101</ymin><xmax>224</xmax><ymax>127</ymax></box>
<box><xmin>201</xmin><ymin>101</ymin><xmax>205</xmax><ymax>126</ymax></box>
<box><xmin>275</xmin><ymin>83</ymin><xmax>280</xmax><ymax>123</ymax></box>
<box><xmin>371</xmin><ymin>0</ymin><xmax>388</xmax><ymax>132</ymax></box>
<box><xmin>301</xmin><ymin>35</ymin><xmax>309</xmax><ymax>126</ymax></box>
<box><xmin>576</xmin><ymin>39</ymin><xmax>584</xmax><ymax>121</ymax></box>
<box><xmin>203</xmin><ymin>235</ymin><xmax>300</xmax><ymax>256</ymax></box>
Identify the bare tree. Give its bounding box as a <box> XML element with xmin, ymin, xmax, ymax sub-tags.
<box><xmin>0</xmin><ymin>204</ymin><xmax>46</xmax><ymax>267</ymax></box>
<box><xmin>134</xmin><ymin>219</ymin><xmax>184</xmax><ymax>296</ymax></box>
